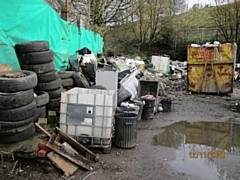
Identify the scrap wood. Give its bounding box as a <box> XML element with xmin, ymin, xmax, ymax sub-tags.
<box><xmin>56</xmin><ymin>127</ymin><xmax>99</xmax><ymax>162</ymax></box>
<box><xmin>46</xmin><ymin>134</ymin><xmax>91</xmax><ymax>171</ymax></box>
<box><xmin>34</xmin><ymin>123</ymin><xmax>99</xmax><ymax>162</ymax></box>
<box><xmin>47</xmin><ymin>151</ymin><xmax>79</xmax><ymax>177</ymax></box>
<box><xmin>34</xmin><ymin>123</ymin><xmax>51</xmax><ymax>137</ymax></box>
<box><xmin>62</xmin><ymin>142</ymin><xmax>78</xmax><ymax>154</ymax></box>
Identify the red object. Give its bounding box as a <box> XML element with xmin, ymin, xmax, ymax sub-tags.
<box><xmin>37</xmin><ymin>149</ymin><xmax>48</xmax><ymax>158</ymax></box>
<box><xmin>141</xmin><ymin>95</ymin><xmax>154</xmax><ymax>99</ymax></box>
<box><xmin>80</xmin><ymin>63</ymin><xmax>87</xmax><ymax>67</ymax></box>
<box><xmin>38</xmin><ymin>142</ymin><xmax>51</xmax><ymax>152</ymax></box>
<box><xmin>205</xmin><ymin>48</ymin><xmax>210</xmax><ymax>62</ymax></box>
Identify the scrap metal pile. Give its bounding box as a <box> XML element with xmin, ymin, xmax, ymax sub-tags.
<box><xmin>110</xmin><ymin>55</ymin><xmax>188</xmax><ymax>113</ymax></box>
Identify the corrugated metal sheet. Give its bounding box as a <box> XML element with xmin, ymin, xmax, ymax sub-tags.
<box><xmin>187</xmin><ymin>43</ymin><xmax>237</xmax><ymax>93</ymax></box>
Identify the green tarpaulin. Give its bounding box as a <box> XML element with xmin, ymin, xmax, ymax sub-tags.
<box><xmin>0</xmin><ymin>0</ymin><xmax>104</xmax><ymax>71</ymax></box>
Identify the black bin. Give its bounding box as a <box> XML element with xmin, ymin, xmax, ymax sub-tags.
<box><xmin>115</xmin><ymin>113</ymin><xmax>138</xmax><ymax>149</ymax></box>
<box><xmin>141</xmin><ymin>98</ymin><xmax>155</xmax><ymax>120</ymax></box>
<box><xmin>161</xmin><ymin>100</ymin><xmax>171</xmax><ymax>112</ymax></box>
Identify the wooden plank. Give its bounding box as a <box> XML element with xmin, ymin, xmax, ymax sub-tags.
<box><xmin>47</xmin><ymin>151</ymin><xmax>79</xmax><ymax>177</ymax></box>
<box><xmin>62</xmin><ymin>142</ymin><xmax>78</xmax><ymax>154</ymax></box>
<box><xmin>56</xmin><ymin>127</ymin><xmax>97</xmax><ymax>158</ymax></box>
<box><xmin>35</xmin><ymin>123</ymin><xmax>51</xmax><ymax>137</ymax></box>
<box><xmin>0</xmin><ymin>64</ymin><xmax>12</xmax><ymax>72</ymax></box>
<box><xmin>46</xmin><ymin>134</ymin><xmax>91</xmax><ymax>170</ymax></box>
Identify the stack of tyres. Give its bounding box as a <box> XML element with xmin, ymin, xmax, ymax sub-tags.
<box><xmin>58</xmin><ymin>71</ymin><xmax>90</xmax><ymax>90</ymax></box>
<box><xmin>0</xmin><ymin>70</ymin><xmax>37</xmax><ymax>143</ymax></box>
<box><xmin>34</xmin><ymin>91</ymin><xmax>49</xmax><ymax>118</ymax></box>
<box><xmin>58</xmin><ymin>71</ymin><xmax>75</xmax><ymax>90</ymax></box>
<box><xmin>15</xmin><ymin>41</ymin><xmax>62</xmax><ymax>113</ymax></box>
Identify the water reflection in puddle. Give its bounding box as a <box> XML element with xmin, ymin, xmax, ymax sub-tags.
<box><xmin>153</xmin><ymin>121</ymin><xmax>240</xmax><ymax>180</ymax></box>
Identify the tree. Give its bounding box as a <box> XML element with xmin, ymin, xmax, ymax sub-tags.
<box><xmin>211</xmin><ymin>0</ymin><xmax>240</xmax><ymax>59</ymax></box>
<box><xmin>211</xmin><ymin>0</ymin><xmax>240</xmax><ymax>43</ymax></box>
<box><xmin>50</xmin><ymin>0</ymin><xmax>141</xmax><ymax>37</ymax></box>
<box><xmin>128</xmin><ymin>0</ymin><xmax>187</xmax><ymax>51</ymax></box>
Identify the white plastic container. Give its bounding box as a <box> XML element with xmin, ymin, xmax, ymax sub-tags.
<box><xmin>59</xmin><ymin>88</ymin><xmax>116</xmax><ymax>139</ymax></box>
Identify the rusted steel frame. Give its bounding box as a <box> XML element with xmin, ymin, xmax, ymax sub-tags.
<box><xmin>211</xmin><ymin>61</ymin><xmax>219</xmax><ymax>94</ymax></box>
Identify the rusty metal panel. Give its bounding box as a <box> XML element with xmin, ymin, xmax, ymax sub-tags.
<box><xmin>187</xmin><ymin>43</ymin><xmax>236</xmax><ymax>93</ymax></box>
<box><xmin>188</xmin><ymin>64</ymin><xmax>233</xmax><ymax>93</ymax></box>
<box><xmin>0</xmin><ymin>64</ymin><xmax>12</xmax><ymax>72</ymax></box>
<box><xmin>188</xmin><ymin>44</ymin><xmax>235</xmax><ymax>64</ymax></box>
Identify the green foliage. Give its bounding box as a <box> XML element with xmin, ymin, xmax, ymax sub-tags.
<box><xmin>169</xmin><ymin>50</ymin><xmax>178</xmax><ymax>60</ymax></box>
<box><xmin>126</xmin><ymin>47</ymin><xmax>146</xmax><ymax>59</ymax></box>
<box><xmin>105</xmin><ymin>3</ymin><xmax>236</xmax><ymax>60</ymax></box>
<box><xmin>104</xmin><ymin>46</ymin><xmax>115</xmax><ymax>57</ymax></box>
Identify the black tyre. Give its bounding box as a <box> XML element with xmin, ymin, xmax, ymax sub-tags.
<box><xmin>47</xmin><ymin>98</ymin><xmax>61</xmax><ymax>108</ymax></box>
<box><xmin>34</xmin><ymin>91</ymin><xmax>49</xmax><ymax>107</ymax></box>
<box><xmin>0</xmin><ymin>70</ymin><xmax>37</xmax><ymax>93</ymax></box>
<box><xmin>0</xmin><ymin>121</ymin><xmax>34</xmax><ymax>135</ymax></box>
<box><xmin>36</xmin><ymin>78</ymin><xmax>61</xmax><ymax>91</ymax></box>
<box><xmin>61</xmin><ymin>78</ymin><xmax>74</xmax><ymax>87</ymax></box>
<box><xmin>0</xmin><ymin>122</ymin><xmax>35</xmax><ymax>144</ymax></box>
<box><xmin>37</xmin><ymin>70</ymin><xmax>58</xmax><ymax>83</ymax></box>
<box><xmin>0</xmin><ymin>89</ymin><xmax>34</xmax><ymax>109</ymax></box>
<box><xmin>89</xmin><ymin>85</ymin><xmax>107</xmax><ymax>90</ymax></box>
<box><xmin>73</xmin><ymin>72</ymin><xmax>90</xmax><ymax>88</ymax></box>
<box><xmin>36</xmin><ymin>105</ymin><xmax>46</xmax><ymax>118</ymax></box>
<box><xmin>0</xmin><ymin>115</ymin><xmax>37</xmax><ymax>129</ymax></box>
<box><xmin>21</xmin><ymin>61</ymin><xmax>54</xmax><ymax>74</ymax></box>
<box><xmin>58</xmin><ymin>71</ymin><xmax>75</xmax><ymax>79</ymax></box>
<box><xmin>39</xmin><ymin>112</ymin><xmax>47</xmax><ymax>118</ymax></box>
<box><xmin>15</xmin><ymin>41</ymin><xmax>49</xmax><ymax>53</ymax></box>
<box><xmin>0</xmin><ymin>100</ymin><xmax>36</xmax><ymax>122</ymax></box>
<box><xmin>47</xmin><ymin>87</ymin><xmax>63</xmax><ymax>99</ymax></box>
<box><xmin>18</xmin><ymin>50</ymin><xmax>54</xmax><ymax>65</ymax></box>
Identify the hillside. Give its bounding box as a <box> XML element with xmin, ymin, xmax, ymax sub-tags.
<box><xmin>104</xmin><ymin>5</ymin><xmax>219</xmax><ymax>59</ymax></box>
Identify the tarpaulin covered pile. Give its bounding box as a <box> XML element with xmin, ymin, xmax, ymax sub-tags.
<box><xmin>0</xmin><ymin>0</ymin><xmax>104</xmax><ymax>70</ymax></box>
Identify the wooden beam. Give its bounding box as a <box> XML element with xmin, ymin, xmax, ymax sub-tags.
<box><xmin>46</xmin><ymin>134</ymin><xmax>91</xmax><ymax>171</ymax></box>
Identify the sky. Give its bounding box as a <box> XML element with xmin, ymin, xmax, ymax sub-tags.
<box><xmin>187</xmin><ymin>0</ymin><xmax>215</xmax><ymax>8</ymax></box>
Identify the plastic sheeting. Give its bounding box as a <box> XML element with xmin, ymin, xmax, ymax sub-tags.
<box><xmin>0</xmin><ymin>0</ymin><xmax>104</xmax><ymax>71</ymax></box>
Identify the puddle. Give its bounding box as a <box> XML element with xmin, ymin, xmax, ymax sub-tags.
<box><xmin>153</xmin><ymin>121</ymin><xmax>240</xmax><ymax>180</ymax></box>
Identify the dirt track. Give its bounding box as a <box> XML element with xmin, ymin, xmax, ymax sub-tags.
<box><xmin>1</xmin><ymin>87</ymin><xmax>240</xmax><ymax>180</ymax></box>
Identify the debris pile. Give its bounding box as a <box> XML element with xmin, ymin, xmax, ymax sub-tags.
<box><xmin>0</xmin><ymin>51</ymin><xmax>190</xmax><ymax>179</ymax></box>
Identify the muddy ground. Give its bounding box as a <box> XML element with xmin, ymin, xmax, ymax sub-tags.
<box><xmin>1</xmin><ymin>84</ymin><xmax>240</xmax><ymax>180</ymax></box>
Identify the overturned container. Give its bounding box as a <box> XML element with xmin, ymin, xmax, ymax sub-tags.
<box><xmin>115</xmin><ymin>113</ymin><xmax>138</xmax><ymax>148</ymax></box>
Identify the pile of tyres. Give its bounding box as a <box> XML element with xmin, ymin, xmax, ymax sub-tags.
<box><xmin>58</xmin><ymin>71</ymin><xmax>90</xmax><ymax>90</ymax></box>
<box><xmin>15</xmin><ymin>41</ymin><xmax>62</xmax><ymax>113</ymax></box>
<box><xmin>0</xmin><ymin>70</ymin><xmax>38</xmax><ymax>143</ymax></box>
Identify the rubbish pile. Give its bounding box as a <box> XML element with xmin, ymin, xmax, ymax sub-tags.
<box><xmin>0</xmin><ymin>42</ymin><xmax>189</xmax><ymax>178</ymax></box>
